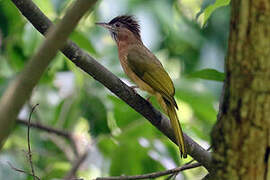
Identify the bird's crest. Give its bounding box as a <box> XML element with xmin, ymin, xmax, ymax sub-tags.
<box><xmin>109</xmin><ymin>15</ymin><xmax>141</xmax><ymax>38</ymax></box>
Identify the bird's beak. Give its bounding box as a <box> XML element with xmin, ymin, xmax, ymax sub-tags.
<box><xmin>96</xmin><ymin>22</ymin><xmax>115</xmax><ymax>32</ymax></box>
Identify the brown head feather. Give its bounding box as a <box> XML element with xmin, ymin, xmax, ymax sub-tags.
<box><xmin>109</xmin><ymin>15</ymin><xmax>141</xmax><ymax>39</ymax></box>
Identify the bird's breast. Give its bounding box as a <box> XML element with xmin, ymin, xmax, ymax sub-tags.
<box><xmin>118</xmin><ymin>52</ymin><xmax>155</xmax><ymax>94</ymax></box>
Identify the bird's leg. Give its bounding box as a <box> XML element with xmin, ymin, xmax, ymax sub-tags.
<box><xmin>130</xmin><ymin>85</ymin><xmax>139</xmax><ymax>89</ymax></box>
<box><xmin>146</xmin><ymin>96</ymin><xmax>152</xmax><ymax>103</ymax></box>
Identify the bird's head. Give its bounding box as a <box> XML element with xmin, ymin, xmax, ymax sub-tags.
<box><xmin>96</xmin><ymin>15</ymin><xmax>141</xmax><ymax>43</ymax></box>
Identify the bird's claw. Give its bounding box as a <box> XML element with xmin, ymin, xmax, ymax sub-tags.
<box><xmin>130</xmin><ymin>85</ymin><xmax>138</xmax><ymax>93</ymax></box>
<box><xmin>146</xmin><ymin>96</ymin><xmax>152</xmax><ymax>104</ymax></box>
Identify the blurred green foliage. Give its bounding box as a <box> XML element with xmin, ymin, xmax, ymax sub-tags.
<box><xmin>0</xmin><ymin>0</ymin><xmax>230</xmax><ymax>179</ymax></box>
<box><xmin>187</xmin><ymin>68</ymin><xmax>225</xmax><ymax>82</ymax></box>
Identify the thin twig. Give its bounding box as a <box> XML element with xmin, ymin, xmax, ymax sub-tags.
<box><xmin>16</xmin><ymin>119</ymin><xmax>79</xmax><ymax>159</ymax></box>
<box><xmin>27</xmin><ymin>104</ymin><xmax>39</xmax><ymax>180</ymax></box>
<box><xmin>164</xmin><ymin>172</ymin><xmax>177</xmax><ymax>180</ymax></box>
<box><xmin>95</xmin><ymin>162</ymin><xmax>201</xmax><ymax>180</ymax></box>
<box><xmin>184</xmin><ymin>146</ymin><xmax>212</xmax><ymax>166</ymax></box>
<box><xmin>7</xmin><ymin>162</ymin><xmax>41</xmax><ymax>180</ymax></box>
<box><xmin>64</xmin><ymin>151</ymin><xmax>89</xmax><ymax>180</ymax></box>
<box><xmin>7</xmin><ymin>105</ymin><xmax>41</xmax><ymax>180</ymax></box>
<box><xmin>166</xmin><ymin>146</ymin><xmax>212</xmax><ymax>179</ymax></box>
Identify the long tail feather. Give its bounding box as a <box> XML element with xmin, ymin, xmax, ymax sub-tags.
<box><xmin>156</xmin><ymin>93</ymin><xmax>187</xmax><ymax>158</ymax></box>
<box><xmin>166</xmin><ymin>102</ymin><xmax>187</xmax><ymax>158</ymax></box>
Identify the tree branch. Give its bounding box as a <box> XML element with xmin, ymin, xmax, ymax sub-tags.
<box><xmin>0</xmin><ymin>0</ymin><xmax>97</xmax><ymax>148</ymax></box>
<box><xmin>10</xmin><ymin>0</ymin><xmax>213</xmax><ymax>172</ymax></box>
<box><xmin>17</xmin><ymin>118</ymin><xmax>88</xmax><ymax>178</ymax></box>
<box><xmin>16</xmin><ymin>118</ymin><xmax>80</xmax><ymax>159</ymax></box>
<box><xmin>64</xmin><ymin>151</ymin><xmax>88</xmax><ymax>180</ymax></box>
<box><xmin>95</xmin><ymin>163</ymin><xmax>201</xmax><ymax>180</ymax></box>
<box><xmin>7</xmin><ymin>162</ymin><xmax>41</xmax><ymax>180</ymax></box>
<box><xmin>16</xmin><ymin>119</ymin><xmax>71</xmax><ymax>139</ymax></box>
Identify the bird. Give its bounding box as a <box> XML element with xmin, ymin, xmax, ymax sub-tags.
<box><xmin>96</xmin><ymin>15</ymin><xmax>187</xmax><ymax>158</ymax></box>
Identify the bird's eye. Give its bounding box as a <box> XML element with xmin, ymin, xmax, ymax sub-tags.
<box><xmin>115</xmin><ymin>23</ymin><xmax>120</xmax><ymax>27</ymax></box>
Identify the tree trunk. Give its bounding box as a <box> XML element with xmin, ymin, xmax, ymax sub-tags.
<box><xmin>211</xmin><ymin>0</ymin><xmax>270</xmax><ymax>179</ymax></box>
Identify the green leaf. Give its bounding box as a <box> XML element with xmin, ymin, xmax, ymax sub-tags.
<box><xmin>109</xmin><ymin>122</ymin><xmax>164</xmax><ymax>176</ymax></box>
<box><xmin>70</xmin><ymin>31</ymin><xmax>97</xmax><ymax>55</ymax></box>
<box><xmin>110</xmin><ymin>141</ymin><xmax>162</xmax><ymax>176</ymax></box>
<box><xmin>0</xmin><ymin>1</ymin><xmax>23</xmax><ymax>36</ymax></box>
<box><xmin>0</xmin><ymin>78</ymin><xmax>11</xmax><ymax>98</ymax></box>
<box><xmin>43</xmin><ymin>161</ymin><xmax>70</xmax><ymax>179</ymax></box>
<box><xmin>201</xmin><ymin>0</ymin><xmax>230</xmax><ymax>25</ymax></box>
<box><xmin>51</xmin><ymin>0</ymin><xmax>70</xmax><ymax>15</ymax></box>
<box><xmin>108</xmin><ymin>95</ymin><xmax>141</xmax><ymax>129</ymax></box>
<box><xmin>6</xmin><ymin>39</ymin><xmax>26</xmax><ymax>71</ymax></box>
<box><xmin>177</xmin><ymin>88</ymin><xmax>217</xmax><ymax>123</ymax></box>
<box><xmin>22</xmin><ymin>23</ymin><xmax>42</xmax><ymax>56</ymax></box>
<box><xmin>81</xmin><ymin>92</ymin><xmax>109</xmax><ymax>136</ymax></box>
<box><xmin>187</xmin><ymin>68</ymin><xmax>225</xmax><ymax>82</ymax></box>
<box><xmin>98</xmin><ymin>137</ymin><xmax>118</xmax><ymax>157</ymax></box>
<box><xmin>47</xmin><ymin>53</ymin><xmax>65</xmax><ymax>76</ymax></box>
<box><xmin>176</xmin><ymin>87</ymin><xmax>218</xmax><ymax>141</ymax></box>
<box><xmin>0</xmin><ymin>57</ymin><xmax>13</xmax><ymax>78</ymax></box>
<box><xmin>67</xmin><ymin>60</ymin><xmax>84</xmax><ymax>89</ymax></box>
<box><xmin>33</xmin><ymin>0</ymin><xmax>55</xmax><ymax>17</ymax></box>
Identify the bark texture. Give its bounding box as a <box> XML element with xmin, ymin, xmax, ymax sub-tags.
<box><xmin>211</xmin><ymin>0</ymin><xmax>270</xmax><ymax>179</ymax></box>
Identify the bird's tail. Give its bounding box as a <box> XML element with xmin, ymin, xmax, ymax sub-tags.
<box><xmin>166</xmin><ymin>101</ymin><xmax>187</xmax><ymax>158</ymax></box>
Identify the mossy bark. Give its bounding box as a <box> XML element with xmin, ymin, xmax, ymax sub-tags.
<box><xmin>211</xmin><ymin>0</ymin><xmax>270</xmax><ymax>179</ymax></box>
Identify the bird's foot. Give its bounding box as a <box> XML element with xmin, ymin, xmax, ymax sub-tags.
<box><xmin>130</xmin><ymin>85</ymin><xmax>139</xmax><ymax>93</ymax></box>
<box><xmin>146</xmin><ymin>96</ymin><xmax>152</xmax><ymax>104</ymax></box>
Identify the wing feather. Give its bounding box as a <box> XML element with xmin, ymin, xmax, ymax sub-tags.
<box><xmin>127</xmin><ymin>47</ymin><xmax>176</xmax><ymax>103</ymax></box>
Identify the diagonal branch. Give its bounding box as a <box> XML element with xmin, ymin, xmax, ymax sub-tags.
<box><xmin>64</xmin><ymin>151</ymin><xmax>89</xmax><ymax>180</ymax></box>
<box><xmin>10</xmin><ymin>0</ymin><xmax>213</xmax><ymax>172</ymax></box>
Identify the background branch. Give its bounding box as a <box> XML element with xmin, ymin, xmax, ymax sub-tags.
<box><xmin>10</xmin><ymin>0</ymin><xmax>213</xmax><ymax>172</ymax></box>
<box><xmin>0</xmin><ymin>0</ymin><xmax>97</xmax><ymax>149</ymax></box>
<box><xmin>16</xmin><ymin>119</ymin><xmax>71</xmax><ymax>139</ymax></box>
<box><xmin>95</xmin><ymin>162</ymin><xmax>201</xmax><ymax>180</ymax></box>
<box><xmin>16</xmin><ymin>119</ymin><xmax>79</xmax><ymax>159</ymax></box>
<box><xmin>64</xmin><ymin>151</ymin><xmax>88</xmax><ymax>180</ymax></box>
<box><xmin>7</xmin><ymin>162</ymin><xmax>41</xmax><ymax>180</ymax></box>
<box><xmin>96</xmin><ymin>147</ymin><xmax>212</xmax><ymax>180</ymax></box>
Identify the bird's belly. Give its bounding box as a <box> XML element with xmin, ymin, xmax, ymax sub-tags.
<box><xmin>120</xmin><ymin>58</ymin><xmax>155</xmax><ymax>94</ymax></box>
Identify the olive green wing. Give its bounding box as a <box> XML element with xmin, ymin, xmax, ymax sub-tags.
<box><xmin>127</xmin><ymin>48</ymin><xmax>177</xmax><ymax>106</ymax></box>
